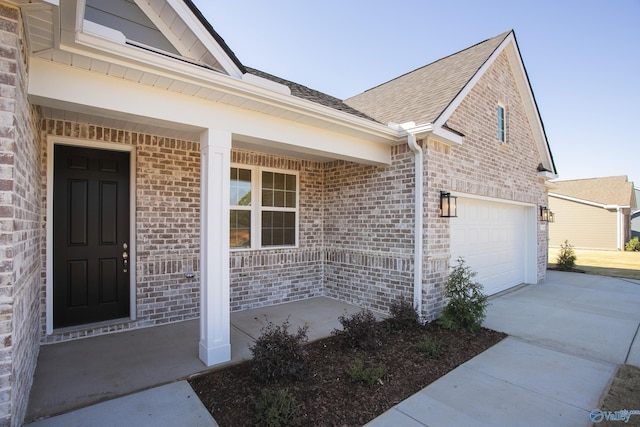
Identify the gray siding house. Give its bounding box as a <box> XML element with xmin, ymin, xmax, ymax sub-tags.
<box><xmin>549</xmin><ymin>176</ymin><xmax>636</xmax><ymax>250</ymax></box>
<box><xmin>0</xmin><ymin>0</ymin><xmax>556</xmax><ymax>424</ymax></box>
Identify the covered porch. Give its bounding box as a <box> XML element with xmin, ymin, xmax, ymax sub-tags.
<box><xmin>25</xmin><ymin>297</ymin><xmax>369</xmax><ymax>423</ymax></box>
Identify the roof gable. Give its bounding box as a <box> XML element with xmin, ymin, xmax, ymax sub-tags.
<box><xmin>345</xmin><ymin>32</ymin><xmax>509</xmax><ymax>126</ymax></box>
<box><xmin>551</xmin><ymin>176</ymin><xmax>635</xmax><ymax>207</ymax></box>
<box><xmin>81</xmin><ymin>0</ymin><xmax>245</xmax><ymax>76</ymax></box>
<box><xmin>345</xmin><ymin>30</ymin><xmax>556</xmax><ymax>175</ymax></box>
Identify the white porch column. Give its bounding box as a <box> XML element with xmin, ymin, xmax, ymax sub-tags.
<box><xmin>199</xmin><ymin>129</ymin><xmax>231</xmax><ymax>366</ymax></box>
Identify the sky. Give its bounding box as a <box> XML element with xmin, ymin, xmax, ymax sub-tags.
<box><xmin>193</xmin><ymin>0</ymin><xmax>640</xmax><ymax>187</ymax></box>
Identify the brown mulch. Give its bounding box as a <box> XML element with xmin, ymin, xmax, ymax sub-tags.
<box><xmin>189</xmin><ymin>321</ymin><xmax>506</xmax><ymax>426</ymax></box>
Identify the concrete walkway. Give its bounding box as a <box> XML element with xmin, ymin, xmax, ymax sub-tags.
<box><xmin>25</xmin><ymin>297</ymin><xmax>367</xmax><ymax>425</ymax></box>
<box><xmin>26</xmin><ymin>271</ymin><xmax>640</xmax><ymax>426</ymax></box>
<box><xmin>366</xmin><ymin>271</ymin><xmax>640</xmax><ymax>427</ymax></box>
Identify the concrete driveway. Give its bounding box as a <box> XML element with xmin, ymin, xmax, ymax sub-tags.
<box><xmin>367</xmin><ymin>270</ymin><xmax>640</xmax><ymax>427</ymax></box>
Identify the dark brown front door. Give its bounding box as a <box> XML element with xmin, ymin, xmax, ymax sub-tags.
<box><xmin>53</xmin><ymin>145</ymin><xmax>131</xmax><ymax>328</ymax></box>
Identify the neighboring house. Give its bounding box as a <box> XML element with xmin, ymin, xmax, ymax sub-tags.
<box><xmin>549</xmin><ymin>176</ymin><xmax>637</xmax><ymax>250</ymax></box>
<box><xmin>0</xmin><ymin>0</ymin><xmax>556</xmax><ymax>424</ymax></box>
<box><xmin>633</xmin><ymin>188</ymin><xmax>640</xmax><ymax>239</ymax></box>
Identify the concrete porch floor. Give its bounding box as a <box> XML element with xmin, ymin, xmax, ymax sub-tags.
<box><xmin>25</xmin><ymin>296</ymin><xmax>367</xmax><ymax>423</ymax></box>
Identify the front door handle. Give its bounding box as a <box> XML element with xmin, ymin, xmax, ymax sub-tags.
<box><xmin>122</xmin><ymin>249</ymin><xmax>129</xmax><ymax>273</ymax></box>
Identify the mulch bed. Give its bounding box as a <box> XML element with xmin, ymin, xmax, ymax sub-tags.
<box><xmin>189</xmin><ymin>321</ymin><xmax>506</xmax><ymax>426</ymax></box>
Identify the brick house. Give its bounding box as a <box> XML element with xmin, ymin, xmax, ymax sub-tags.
<box><xmin>0</xmin><ymin>0</ymin><xmax>556</xmax><ymax>424</ymax></box>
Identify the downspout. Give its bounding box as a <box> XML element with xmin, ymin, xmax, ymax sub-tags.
<box><xmin>406</xmin><ymin>133</ymin><xmax>424</xmax><ymax>317</ymax></box>
<box><xmin>617</xmin><ymin>207</ymin><xmax>622</xmax><ymax>250</ymax></box>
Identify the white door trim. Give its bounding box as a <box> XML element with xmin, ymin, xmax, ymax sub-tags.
<box><xmin>45</xmin><ymin>135</ymin><xmax>137</xmax><ymax>334</ymax></box>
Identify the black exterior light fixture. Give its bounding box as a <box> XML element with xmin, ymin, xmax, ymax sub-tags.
<box><xmin>440</xmin><ymin>191</ymin><xmax>458</xmax><ymax>218</ymax></box>
<box><xmin>540</xmin><ymin>206</ymin><xmax>551</xmax><ymax>222</ymax></box>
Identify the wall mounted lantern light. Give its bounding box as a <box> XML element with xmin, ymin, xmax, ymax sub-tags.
<box><xmin>440</xmin><ymin>191</ymin><xmax>458</xmax><ymax>218</ymax></box>
<box><xmin>539</xmin><ymin>206</ymin><xmax>555</xmax><ymax>222</ymax></box>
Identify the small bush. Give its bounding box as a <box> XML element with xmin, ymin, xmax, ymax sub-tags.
<box><xmin>333</xmin><ymin>308</ymin><xmax>385</xmax><ymax>350</ymax></box>
<box><xmin>416</xmin><ymin>336</ymin><xmax>445</xmax><ymax>359</ymax></box>
<box><xmin>556</xmin><ymin>240</ymin><xmax>577</xmax><ymax>270</ymax></box>
<box><xmin>250</xmin><ymin>318</ymin><xmax>309</xmax><ymax>383</ymax></box>
<box><xmin>388</xmin><ymin>296</ymin><xmax>421</xmax><ymax>331</ymax></box>
<box><xmin>345</xmin><ymin>359</ymin><xmax>386</xmax><ymax>386</ymax></box>
<box><xmin>254</xmin><ymin>388</ymin><xmax>300</xmax><ymax>427</ymax></box>
<box><xmin>438</xmin><ymin>258</ymin><xmax>489</xmax><ymax>333</ymax></box>
<box><xmin>626</xmin><ymin>237</ymin><xmax>640</xmax><ymax>251</ymax></box>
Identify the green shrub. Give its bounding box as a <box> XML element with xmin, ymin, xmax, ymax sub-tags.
<box><xmin>388</xmin><ymin>295</ymin><xmax>421</xmax><ymax>331</ymax></box>
<box><xmin>333</xmin><ymin>308</ymin><xmax>385</xmax><ymax>350</ymax></box>
<box><xmin>438</xmin><ymin>258</ymin><xmax>489</xmax><ymax>333</ymax></box>
<box><xmin>626</xmin><ymin>237</ymin><xmax>640</xmax><ymax>251</ymax></box>
<box><xmin>254</xmin><ymin>388</ymin><xmax>300</xmax><ymax>427</ymax></box>
<box><xmin>416</xmin><ymin>336</ymin><xmax>445</xmax><ymax>359</ymax></box>
<box><xmin>345</xmin><ymin>358</ymin><xmax>386</xmax><ymax>386</ymax></box>
<box><xmin>250</xmin><ymin>318</ymin><xmax>309</xmax><ymax>383</ymax></box>
<box><xmin>556</xmin><ymin>240</ymin><xmax>577</xmax><ymax>270</ymax></box>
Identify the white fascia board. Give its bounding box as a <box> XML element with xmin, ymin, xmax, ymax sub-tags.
<box><xmin>29</xmin><ymin>58</ymin><xmax>392</xmax><ymax>165</ymax></box>
<box><xmin>538</xmin><ymin>170</ymin><xmax>558</xmax><ymax>180</ymax></box>
<box><xmin>393</xmin><ymin>123</ymin><xmax>462</xmax><ymax>145</ymax></box>
<box><xmin>549</xmin><ymin>192</ymin><xmax>624</xmax><ymax>209</ymax></box>
<box><xmin>61</xmin><ymin>33</ymin><xmax>398</xmax><ymax>145</ymax></box>
<box><xmin>430</xmin><ymin>126</ymin><xmax>463</xmax><ymax>145</ymax></box>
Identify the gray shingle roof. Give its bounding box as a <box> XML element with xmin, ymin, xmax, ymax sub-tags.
<box><xmin>552</xmin><ymin>176</ymin><xmax>636</xmax><ymax>207</ymax></box>
<box><xmin>244</xmin><ymin>67</ymin><xmax>378</xmax><ymax>122</ymax></box>
<box><xmin>344</xmin><ymin>31</ymin><xmax>511</xmax><ymax>126</ymax></box>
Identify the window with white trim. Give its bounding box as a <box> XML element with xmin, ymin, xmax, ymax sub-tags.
<box><xmin>230</xmin><ymin>166</ymin><xmax>298</xmax><ymax>249</ymax></box>
<box><xmin>497</xmin><ymin>103</ymin><xmax>507</xmax><ymax>143</ymax></box>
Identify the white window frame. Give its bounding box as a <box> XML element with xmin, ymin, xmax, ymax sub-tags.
<box><xmin>230</xmin><ymin>164</ymin><xmax>299</xmax><ymax>251</ymax></box>
<box><xmin>497</xmin><ymin>103</ymin><xmax>507</xmax><ymax>143</ymax></box>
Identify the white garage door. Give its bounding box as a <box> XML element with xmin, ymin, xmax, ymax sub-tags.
<box><xmin>450</xmin><ymin>198</ymin><xmax>529</xmax><ymax>295</ymax></box>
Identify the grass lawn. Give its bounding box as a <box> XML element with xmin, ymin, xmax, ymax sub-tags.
<box><xmin>548</xmin><ymin>248</ymin><xmax>640</xmax><ymax>280</ymax></box>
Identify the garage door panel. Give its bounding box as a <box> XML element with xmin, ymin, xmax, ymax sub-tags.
<box><xmin>451</xmin><ymin>198</ymin><xmax>528</xmax><ymax>295</ymax></box>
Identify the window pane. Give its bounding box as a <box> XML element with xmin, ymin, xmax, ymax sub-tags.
<box><xmin>231</xmin><ymin>167</ymin><xmax>251</xmax><ymax>206</ymax></box>
<box><xmin>262</xmin><ymin>211</ymin><xmax>273</xmax><ymax>228</ymax></box>
<box><xmin>274</xmin><ymin>190</ymin><xmax>285</xmax><ymax>207</ymax></box>
<box><xmin>261</xmin><ymin>211</ymin><xmax>296</xmax><ymax>247</ymax></box>
<box><xmin>285</xmin><ymin>191</ymin><xmax>295</xmax><ymax>208</ymax></box>
<box><xmin>497</xmin><ymin>105</ymin><xmax>505</xmax><ymax>142</ymax></box>
<box><xmin>274</xmin><ymin>173</ymin><xmax>285</xmax><ymax>190</ymax></box>
<box><xmin>261</xmin><ymin>226</ymin><xmax>273</xmax><ymax>247</ymax></box>
<box><xmin>262</xmin><ymin>189</ymin><xmax>274</xmax><ymax>207</ymax></box>
<box><xmin>262</xmin><ymin>171</ymin><xmax>274</xmax><ymax>189</ymax></box>
<box><xmin>286</xmin><ymin>174</ymin><xmax>296</xmax><ymax>191</ymax></box>
<box><xmin>284</xmin><ymin>228</ymin><xmax>295</xmax><ymax>245</ymax></box>
<box><xmin>284</xmin><ymin>212</ymin><xmax>295</xmax><ymax>228</ymax></box>
<box><xmin>230</xmin><ymin>210</ymin><xmax>251</xmax><ymax>248</ymax></box>
<box><xmin>273</xmin><ymin>211</ymin><xmax>284</xmax><ymax>227</ymax></box>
